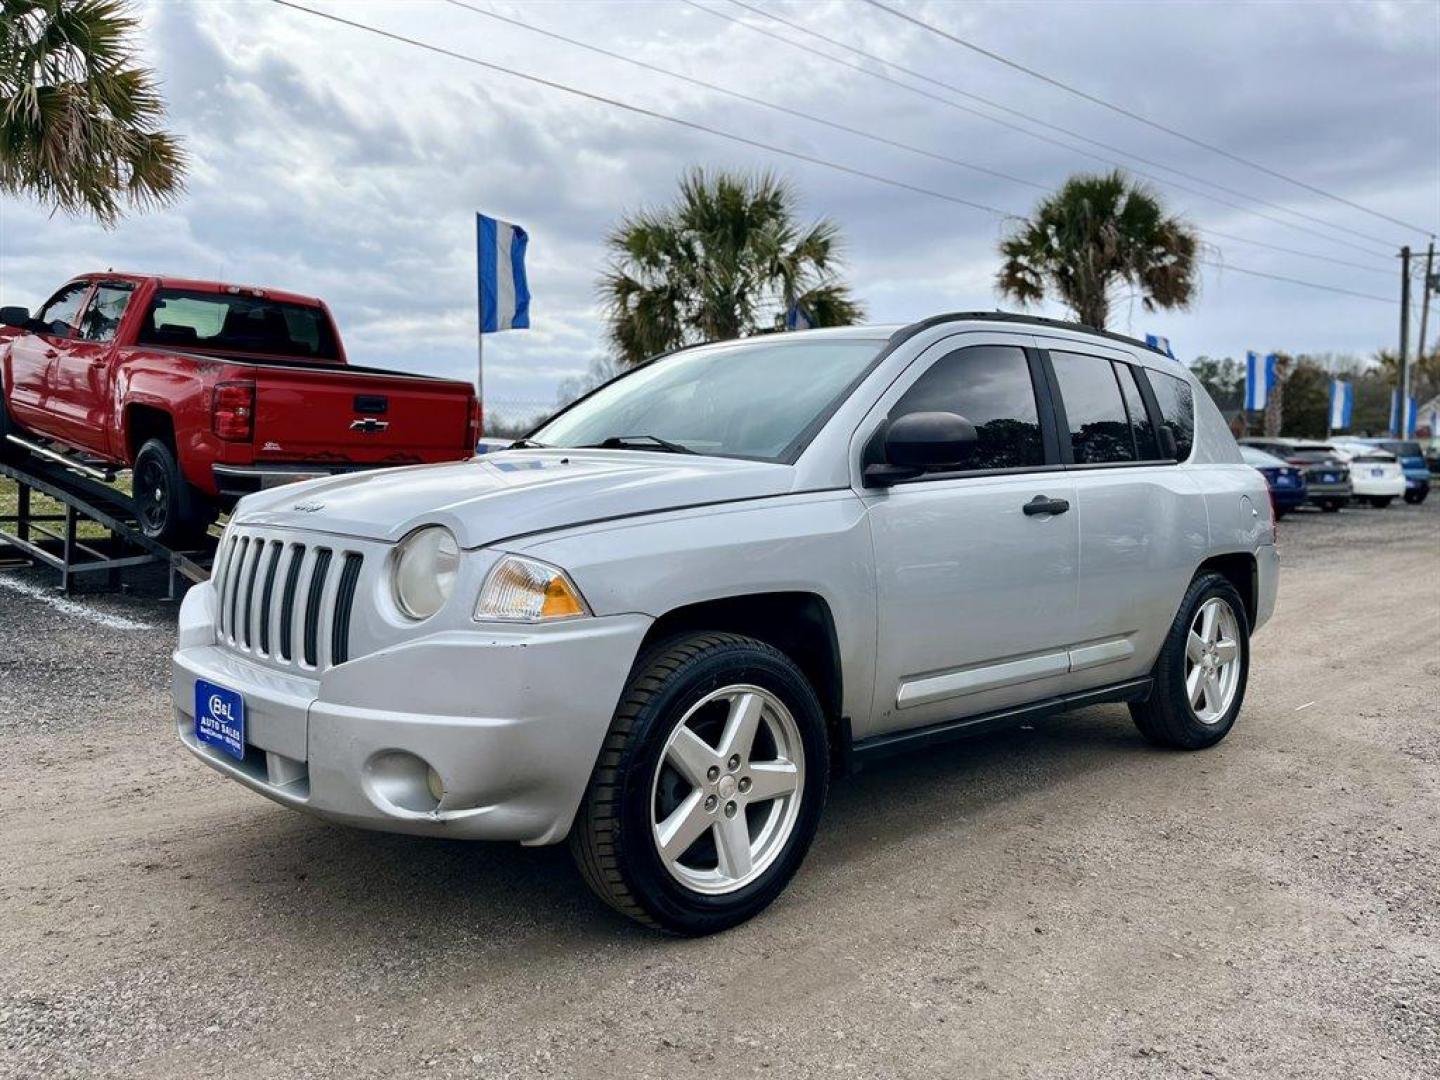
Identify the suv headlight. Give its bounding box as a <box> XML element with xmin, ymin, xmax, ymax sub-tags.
<box><xmin>475</xmin><ymin>555</ymin><xmax>589</xmax><ymax>622</ymax></box>
<box><xmin>392</xmin><ymin>525</ymin><xmax>460</xmax><ymax>620</ymax></box>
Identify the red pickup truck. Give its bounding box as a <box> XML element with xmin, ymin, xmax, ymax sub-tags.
<box><xmin>0</xmin><ymin>273</ymin><xmax>479</xmax><ymax>543</ymax></box>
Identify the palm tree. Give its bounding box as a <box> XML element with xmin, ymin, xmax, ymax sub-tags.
<box><xmin>600</xmin><ymin>168</ymin><xmax>864</xmax><ymax>365</ymax></box>
<box><xmin>997</xmin><ymin>170</ymin><xmax>1199</xmax><ymax>331</ymax></box>
<box><xmin>0</xmin><ymin>0</ymin><xmax>185</xmax><ymax>225</ymax></box>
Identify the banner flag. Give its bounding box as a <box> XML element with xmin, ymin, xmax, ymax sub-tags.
<box><xmin>1390</xmin><ymin>390</ymin><xmax>1418</xmax><ymax>436</ymax></box>
<box><xmin>477</xmin><ymin>213</ymin><xmax>531</xmax><ymax>334</ymax></box>
<box><xmin>1144</xmin><ymin>333</ymin><xmax>1175</xmax><ymax>359</ymax></box>
<box><xmin>1327</xmin><ymin>379</ymin><xmax>1353</xmax><ymax>430</ymax></box>
<box><xmin>1244</xmin><ymin>351</ymin><xmax>1276</xmax><ymax>411</ymax></box>
<box><xmin>785</xmin><ymin>304</ymin><xmax>815</xmax><ymax>331</ymax></box>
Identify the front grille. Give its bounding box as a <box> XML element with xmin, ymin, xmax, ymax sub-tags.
<box><xmin>212</xmin><ymin>528</ymin><xmax>365</xmax><ymax>671</ymax></box>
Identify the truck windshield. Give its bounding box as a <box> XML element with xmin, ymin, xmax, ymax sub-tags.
<box><xmin>137</xmin><ymin>289</ymin><xmax>340</xmax><ymax>360</ymax></box>
<box><xmin>531</xmin><ymin>337</ymin><xmax>885</xmax><ymax>462</ymax></box>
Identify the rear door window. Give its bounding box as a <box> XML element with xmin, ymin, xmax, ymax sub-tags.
<box><xmin>888</xmin><ymin>344</ymin><xmax>1045</xmax><ymax>471</ymax></box>
<box><xmin>1049</xmin><ymin>350</ymin><xmax>1135</xmax><ymax>464</ymax></box>
<box><xmin>1146</xmin><ymin>370</ymin><xmax>1196</xmax><ymax>460</ymax></box>
<box><xmin>1114</xmin><ymin>362</ymin><xmax>1160</xmax><ymax>459</ymax></box>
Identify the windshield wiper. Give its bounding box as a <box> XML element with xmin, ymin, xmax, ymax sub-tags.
<box><xmin>508</xmin><ymin>437</ymin><xmax>549</xmax><ymax>449</ymax></box>
<box><xmin>589</xmin><ymin>434</ymin><xmax>696</xmax><ymax>455</ymax></box>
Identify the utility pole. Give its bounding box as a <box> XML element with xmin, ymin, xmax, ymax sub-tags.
<box><xmin>1397</xmin><ymin>246</ymin><xmax>1411</xmax><ymax>437</ymax></box>
<box><xmin>1416</xmin><ymin>240</ymin><xmax>1435</xmax><ymax>372</ymax></box>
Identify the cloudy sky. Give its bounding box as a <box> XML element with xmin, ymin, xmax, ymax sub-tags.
<box><xmin>1</xmin><ymin>0</ymin><xmax>1436</xmax><ymax>423</ymax></box>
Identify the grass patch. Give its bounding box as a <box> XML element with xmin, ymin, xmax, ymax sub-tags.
<box><xmin>0</xmin><ymin>475</ymin><xmax>127</xmax><ymax>543</ymax></box>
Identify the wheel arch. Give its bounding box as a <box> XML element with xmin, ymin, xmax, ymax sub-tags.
<box><xmin>1194</xmin><ymin>551</ymin><xmax>1257</xmax><ymax>630</ymax></box>
<box><xmin>123</xmin><ymin>403</ymin><xmax>177</xmax><ymax>460</ymax></box>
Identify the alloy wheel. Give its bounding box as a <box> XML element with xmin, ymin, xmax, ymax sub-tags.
<box><xmin>1185</xmin><ymin>597</ymin><xmax>1242</xmax><ymax>724</ymax></box>
<box><xmin>650</xmin><ymin>684</ymin><xmax>805</xmax><ymax>895</ymax></box>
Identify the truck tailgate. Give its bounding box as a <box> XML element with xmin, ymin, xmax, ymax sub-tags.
<box><xmin>249</xmin><ymin>364</ymin><xmax>474</xmax><ymax>464</ymax></box>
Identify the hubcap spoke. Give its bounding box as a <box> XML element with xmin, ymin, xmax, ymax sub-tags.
<box><xmin>1204</xmin><ymin>672</ymin><xmax>1223</xmax><ymax>711</ymax></box>
<box><xmin>1200</xmin><ymin>601</ymin><xmax>1219</xmax><ymax>644</ymax></box>
<box><xmin>1213</xmin><ymin>638</ymin><xmax>1238</xmax><ymax>664</ymax></box>
<box><xmin>718</xmin><ymin>691</ymin><xmax>764</xmax><ymax>763</ymax></box>
<box><xmin>745</xmin><ymin>760</ymin><xmax>799</xmax><ymax>802</ymax></box>
<box><xmin>714</xmin><ymin>808</ymin><xmax>753</xmax><ymax>880</ymax></box>
<box><xmin>666</xmin><ymin>726</ymin><xmax>720</xmax><ymax>788</ymax></box>
<box><xmin>1186</xmin><ymin>631</ymin><xmax>1207</xmax><ymax>663</ymax></box>
<box><xmin>656</xmin><ymin>790</ymin><xmax>712</xmax><ymax>861</ymax></box>
<box><xmin>1186</xmin><ymin>665</ymin><xmax>1204</xmax><ymax>706</ymax></box>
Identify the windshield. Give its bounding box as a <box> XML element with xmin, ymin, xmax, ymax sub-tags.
<box><xmin>531</xmin><ymin>337</ymin><xmax>884</xmax><ymax>462</ymax></box>
<box><xmin>138</xmin><ymin>289</ymin><xmax>340</xmax><ymax>360</ymax></box>
<box><xmin>1377</xmin><ymin>440</ymin><xmax>1423</xmax><ymax>459</ymax></box>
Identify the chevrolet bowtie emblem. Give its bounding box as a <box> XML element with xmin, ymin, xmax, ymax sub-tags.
<box><xmin>350</xmin><ymin>418</ymin><xmax>390</xmax><ymax>433</ymax></box>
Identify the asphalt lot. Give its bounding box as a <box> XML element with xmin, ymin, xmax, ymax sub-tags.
<box><xmin>1</xmin><ymin>497</ymin><xmax>1437</xmax><ymax>1080</ymax></box>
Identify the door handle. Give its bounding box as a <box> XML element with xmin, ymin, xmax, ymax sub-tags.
<box><xmin>1023</xmin><ymin>495</ymin><xmax>1070</xmax><ymax>516</ymax></box>
<box><xmin>43</xmin><ymin>349</ymin><xmax>58</xmax><ymax>359</ymax></box>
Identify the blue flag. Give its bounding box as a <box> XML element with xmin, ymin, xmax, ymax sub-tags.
<box><xmin>1327</xmin><ymin>379</ymin><xmax>1353</xmax><ymax>430</ymax></box>
<box><xmin>477</xmin><ymin>213</ymin><xmax>530</xmax><ymax>333</ymax></box>
<box><xmin>1390</xmin><ymin>390</ymin><xmax>1418</xmax><ymax>436</ymax></box>
<box><xmin>1144</xmin><ymin>333</ymin><xmax>1175</xmax><ymax>359</ymax></box>
<box><xmin>1245</xmin><ymin>351</ymin><xmax>1276</xmax><ymax>412</ymax></box>
<box><xmin>785</xmin><ymin>303</ymin><xmax>815</xmax><ymax>331</ymax></box>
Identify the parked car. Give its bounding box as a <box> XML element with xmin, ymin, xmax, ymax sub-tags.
<box><xmin>174</xmin><ymin>315</ymin><xmax>1277</xmax><ymax>934</ymax></box>
<box><xmin>1333</xmin><ymin>438</ymin><xmax>1430</xmax><ymax>504</ymax></box>
<box><xmin>1327</xmin><ymin>442</ymin><xmax>1406</xmax><ymax>508</ymax></box>
<box><xmin>1240</xmin><ymin>438</ymin><xmax>1352</xmax><ymax>512</ymax></box>
<box><xmin>0</xmin><ymin>273</ymin><xmax>480</xmax><ymax>543</ymax></box>
<box><xmin>1239</xmin><ymin>444</ymin><xmax>1308</xmax><ymax>517</ymax></box>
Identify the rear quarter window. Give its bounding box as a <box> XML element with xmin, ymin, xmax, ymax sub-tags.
<box><xmin>1147</xmin><ymin>370</ymin><xmax>1195</xmax><ymax>461</ymax></box>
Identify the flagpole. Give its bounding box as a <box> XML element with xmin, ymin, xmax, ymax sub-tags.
<box><xmin>476</xmin><ymin>213</ymin><xmax>485</xmax><ymax>434</ymax></box>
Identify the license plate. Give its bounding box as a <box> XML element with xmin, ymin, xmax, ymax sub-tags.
<box><xmin>1321</xmin><ymin>473</ymin><xmax>1337</xmax><ymax>483</ymax></box>
<box><xmin>1371</xmin><ymin>468</ymin><xmax>1385</xmax><ymax>478</ymax></box>
<box><xmin>195</xmin><ymin>679</ymin><xmax>245</xmax><ymax>760</ymax></box>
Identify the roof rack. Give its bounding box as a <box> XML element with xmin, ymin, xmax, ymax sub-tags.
<box><xmin>888</xmin><ymin>311</ymin><xmax>1174</xmax><ymax>359</ymax></box>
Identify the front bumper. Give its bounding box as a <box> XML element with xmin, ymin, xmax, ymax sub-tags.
<box><xmin>173</xmin><ymin>581</ymin><xmax>652</xmax><ymax>845</ymax></box>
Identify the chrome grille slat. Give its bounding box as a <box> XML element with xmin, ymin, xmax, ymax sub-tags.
<box><xmin>213</xmin><ymin>526</ymin><xmax>366</xmax><ymax>673</ymax></box>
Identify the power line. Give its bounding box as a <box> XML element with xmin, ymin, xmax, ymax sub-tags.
<box><xmin>703</xmin><ymin>0</ymin><xmax>1397</xmax><ymax>260</ymax></box>
<box><xmin>269</xmin><ymin>0</ymin><xmax>1014</xmax><ymax>219</ymax></box>
<box><xmin>1200</xmin><ymin>230</ymin><xmax>1396</xmax><ymax>277</ymax></box>
<box><xmin>270</xmin><ymin>1</ymin><xmax>1406</xmax><ymax>311</ymax></box>
<box><xmin>441</xmin><ymin>0</ymin><xmax>1048</xmax><ymax>194</ymax></box>
<box><xmin>863</xmin><ymin>0</ymin><xmax>1433</xmax><ymax>240</ymax></box>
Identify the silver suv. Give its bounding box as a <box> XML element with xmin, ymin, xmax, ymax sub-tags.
<box><xmin>174</xmin><ymin>315</ymin><xmax>1277</xmax><ymax>934</ymax></box>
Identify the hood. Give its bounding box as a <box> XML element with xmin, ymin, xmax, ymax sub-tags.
<box><xmin>232</xmin><ymin>449</ymin><xmax>798</xmax><ymax>547</ymax></box>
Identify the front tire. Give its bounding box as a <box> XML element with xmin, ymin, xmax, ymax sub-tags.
<box><xmin>570</xmin><ymin>633</ymin><xmax>829</xmax><ymax>935</ymax></box>
<box><xmin>1130</xmin><ymin>572</ymin><xmax>1250</xmax><ymax>750</ymax></box>
<box><xmin>132</xmin><ymin>438</ymin><xmax>213</xmax><ymax>546</ymax></box>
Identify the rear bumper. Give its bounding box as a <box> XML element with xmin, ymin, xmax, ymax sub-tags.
<box><xmin>1271</xmin><ymin>486</ymin><xmax>1308</xmax><ymax>512</ymax></box>
<box><xmin>212</xmin><ymin>463</ymin><xmax>394</xmax><ymax>498</ymax></box>
<box><xmin>1253</xmin><ymin>542</ymin><xmax>1279</xmax><ymax>634</ymax></box>
<box><xmin>1350</xmin><ymin>474</ymin><xmax>1407</xmax><ymax>497</ymax></box>
<box><xmin>1305</xmin><ymin>481</ymin><xmax>1350</xmax><ymax>505</ymax></box>
<box><xmin>173</xmin><ymin>580</ymin><xmax>652</xmax><ymax>845</ymax></box>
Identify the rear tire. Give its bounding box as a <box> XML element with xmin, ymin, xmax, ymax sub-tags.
<box><xmin>1130</xmin><ymin>572</ymin><xmax>1250</xmax><ymax>751</ymax></box>
<box><xmin>1404</xmin><ymin>490</ymin><xmax>1427</xmax><ymax>505</ymax></box>
<box><xmin>570</xmin><ymin>633</ymin><xmax>829</xmax><ymax>935</ymax></box>
<box><xmin>132</xmin><ymin>438</ymin><xmax>213</xmax><ymax>546</ymax></box>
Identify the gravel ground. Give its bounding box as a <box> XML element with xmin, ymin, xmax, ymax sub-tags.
<box><xmin>1</xmin><ymin>498</ymin><xmax>1436</xmax><ymax>1079</ymax></box>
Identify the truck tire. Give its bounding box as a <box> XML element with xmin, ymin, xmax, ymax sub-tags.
<box><xmin>132</xmin><ymin>438</ymin><xmax>213</xmax><ymax>546</ymax></box>
<box><xmin>570</xmin><ymin>633</ymin><xmax>829</xmax><ymax>935</ymax></box>
<box><xmin>1130</xmin><ymin>572</ymin><xmax>1250</xmax><ymax>751</ymax></box>
<box><xmin>0</xmin><ymin>383</ymin><xmax>26</xmax><ymax>462</ymax></box>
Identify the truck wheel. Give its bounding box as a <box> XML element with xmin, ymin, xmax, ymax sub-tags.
<box><xmin>1130</xmin><ymin>572</ymin><xmax>1250</xmax><ymax>751</ymax></box>
<box><xmin>0</xmin><ymin>385</ymin><xmax>26</xmax><ymax>462</ymax></box>
<box><xmin>570</xmin><ymin>633</ymin><xmax>829</xmax><ymax>935</ymax></box>
<box><xmin>132</xmin><ymin>438</ymin><xmax>213</xmax><ymax>546</ymax></box>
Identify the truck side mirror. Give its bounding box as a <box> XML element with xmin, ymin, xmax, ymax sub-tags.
<box><xmin>0</xmin><ymin>306</ymin><xmax>31</xmax><ymax>328</ymax></box>
<box><xmin>864</xmin><ymin>411</ymin><xmax>978</xmax><ymax>486</ymax></box>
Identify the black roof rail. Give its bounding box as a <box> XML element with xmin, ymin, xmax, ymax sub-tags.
<box><xmin>887</xmin><ymin>311</ymin><xmax>1175</xmax><ymax>359</ymax></box>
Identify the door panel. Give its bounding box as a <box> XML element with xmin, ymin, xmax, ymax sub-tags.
<box><xmin>48</xmin><ymin>284</ymin><xmax>134</xmax><ymax>453</ymax></box>
<box><xmin>6</xmin><ymin>281</ymin><xmax>91</xmax><ymax>427</ymax></box>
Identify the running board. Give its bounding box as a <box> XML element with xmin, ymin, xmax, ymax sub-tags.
<box><xmin>849</xmin><ymin>677</ymin><xmax>1154</xmax><ymax>768</ymax></box>
<box><xmin>5</xmin><ymin>434</ymin><xmax>113</xmax><ymax>481</ymax></box>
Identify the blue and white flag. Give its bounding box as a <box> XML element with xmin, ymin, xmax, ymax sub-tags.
<box><xmin>1244</xmin><ymin>351</ymin><xmax>1276</xmax><ymax>412</ymax></box>
<box><xmin>785</xmin><ymin>303</ymin><xmax>814</xmax><ymax>331</ymax></box>
<box><xmin>1390</xmin><ymin>390</ymin><xmax>1418</xmax><ymax>436</ymax></box>
<box><xmin>1144</xmin><ymin>333</ymin><xmax>1175</xmax><ymax>359</ymax></box>
<box><xmin>476</xmin><ymin>213</ymin><xmax>530</xmax><ymax>333</ymax></box>
<box><xmin>1327</xmin><ymin>379</ymin><xmax>1353</xmax><ymax>430</ymax></box>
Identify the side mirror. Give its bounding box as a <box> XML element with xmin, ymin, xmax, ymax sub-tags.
<box><xmin>0</xmin><ymin>306</ymin><xmax>31</xmax><ymax>328</ymax></box>
<box><xmin>865</xmin><ymin>411</ymin><xmax>978</xmax><ymax>486</ymax></box>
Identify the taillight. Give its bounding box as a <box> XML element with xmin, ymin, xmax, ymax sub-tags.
<box><xmin>213</xmin><ymin>381</ymin><xmax>255</xmax><ymax>441</ymax></box>
<box><xmin>468</xmin><ymin>396</ymin><xmax>484</xmax><ymax>447</ymax></box>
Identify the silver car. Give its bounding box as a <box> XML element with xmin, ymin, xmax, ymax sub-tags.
<box><xmin>174</xmin><ymin>315</ymin><xmax>1277</xmax><ymax>934</ymax></box>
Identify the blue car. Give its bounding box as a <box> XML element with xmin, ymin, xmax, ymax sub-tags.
<box><xmin>1240</xmin><ymin>444</ymin><xmax>1309</xmax><ymax>518</ymax></box>
<box><xmin>1339</xmin><ymin>438</ymin><xmax>1430</xmax><ymax>504</ymax></box>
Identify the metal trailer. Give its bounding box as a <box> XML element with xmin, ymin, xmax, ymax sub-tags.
<box><xmin>0</xmin><ymin>445</ymin><xmax>213</xmax><ymax>598</ymax></box>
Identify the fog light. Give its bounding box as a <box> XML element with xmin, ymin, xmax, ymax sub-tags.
<box><xmin>425</xmin><ymin>765</ymin><xmax>445</xmax><ymax>804</ymax></box>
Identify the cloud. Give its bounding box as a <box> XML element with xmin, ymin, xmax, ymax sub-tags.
<box><xmin>1</xmin><ymin>0</ymin><xmax>1434</xmax><ymax>425</ymax></box>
